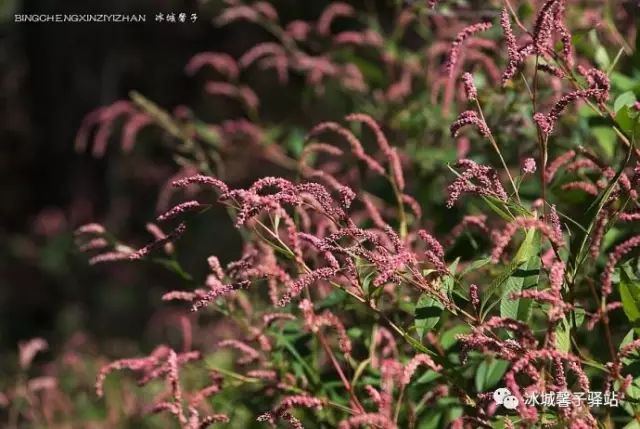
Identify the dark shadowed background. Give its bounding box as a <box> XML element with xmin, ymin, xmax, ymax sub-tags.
<box><xmin>0</xmin><ymin>0</ymin><xmax>249</xmax><ymax>354</ymax></box>
<box><xmin>0</xmin><ymin>0</ymin><xmax>389</xmax><ymax>357</ymax></box>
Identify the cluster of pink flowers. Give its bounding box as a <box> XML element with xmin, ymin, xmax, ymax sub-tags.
<box><xmin>447</xmin><ymin>159</ymin><xmax>507</xmax><ymax>207</ymax></box>
<box><xmin>95</xmin><ymin>346</ymin><xmax>229</xmax><ymax>427</ymax></box>
<box><xmin>534</xmin><ymin>89</ymin><xmax>605</xmax><ymax>136</ymax></box>
<box><xmin>450</xmin><ymin>110</ymin><xmax>491</xmax><ymax>139</ymax></box>
<box><xmin>461</xmin><ymin>72</ymin><xmax>477</xmax><ymax>101</ymax></box>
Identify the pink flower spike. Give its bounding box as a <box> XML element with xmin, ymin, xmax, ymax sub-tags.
<box><xmin>317</xmin><ymin>2</ymin><xmax>354</xmax><ymax>36</ymax></box>
<box><xmin>338</xmin><ymin>413</ymin><xmax>397</xmax><ymax>429</ymax></box>
<box><xmin>278</xmin><ymin>267</ymin><xmax>338</xmax><ymax>307</ymax></box>
<box><xmin>345</xmin><ymin>113</ymin><xmax>391</xmax><ymax>153</ymax></box>
<box><xmin>217</xmin><ymin>339</ymin><xmax>260</xmax><ymax>364</ymax></box>
<box><xmin>157</xmin><ymin>201</ymin><xmax>203</xmax><ymax>222</ymax></box>
<box><xmin>307</xmin><ymin>121</ymin><xmax>385</xmax><ymax>174</ymax></box>
<box><xmin>402</xmin><ymin>354</ymin><xmax>442</xmax><ymax>385</ymax></box>
<box><xmin>446</xmin><ymin>22</ymin><xmax>493</xmax><ymax>77</ymax></box>
<box><xmin>75</xmin><ymin>223</ymin><xmax>106</xmax><ymax>236</ymax></box>
<box><xmin>461</xmin><ymin>72</ymin><xmax>477</xmax><ymax>101</ymax></box>
<box><xmin>185</xmin><ymin>52</ymin><xmax>239</xmax><ymax>80</ymax></box>
<box><xmin>522</xmin><ymin>158</ymin><xmax>537</xmax><ymax>174</ymax></box>
<box><xmin>239</xmin><ymin>42</ymin><xmax>286</xmax><ymax>69</ymax></box>
<box><xmin>447</xmin><ymin>159</ymin><xmax>507</xmax><ymax>207</ymax></box>
<box><xmin>535</xmin><ymin>89</ymin><xmax>605</xmax><ymax>136</ymax></box>
<box><xmin>345</xmin><ymin>113</ymin><xmax>405</xmax><ymax>190</ymax></box>
<box><xmin>450</xmin><ymin>110</ymin><xmax>492</xmax><ymax>138</ymax></box>
<box><xmin>418</xmin><ymin>230</ymin><xmax>447</xmax><ymax>272</ymax></box>
<box><xmin>172</xmin><ymin>175</ymin><xmax>229</xmax><ymax>195</ymax></box>
<box><xmin>601</xmin><ymin>235</ymin><xmax>640</xmax><ymax>298</ymax></box>
<box><xmin>19</xmin><ymin>338</ymin><xmax>48</xmax><ymax>370</ymax></box>
<box><xmin>469</xmin><ymin>284</ymin><xmax>480</xmax><ymax>309</ymax></box>
<box><xmin>546</xmin><ymin>150</ymin><xmax>576</xmax><ymax>183</ymax></box>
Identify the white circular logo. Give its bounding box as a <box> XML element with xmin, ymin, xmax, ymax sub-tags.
<box><xmin>493</xmin><ymin>387</ymin><xmax>511</xmax><ymax>405</ymax></box>
<box><xmin>493</xmin><ymin>388</ymin><xmax>520</xmax><ymax>409</ymax></box>
<box><xmin>503</xmin><ymin>395</ymin><xmax>519</xmax><ymax>410</ymax></box>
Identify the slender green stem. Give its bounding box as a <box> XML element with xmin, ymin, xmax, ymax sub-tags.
<box><xmin>475</xmin><ymin>100</ymin><xmax>520</xmax><ymax>203</ymax></box>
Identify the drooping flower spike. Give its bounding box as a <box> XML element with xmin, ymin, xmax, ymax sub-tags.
<box><xmin>446</xmin><ymin>22</ymin><xmax>493</xmax><ymax>77</ymax></box>
<box><xmin>446</xmin><ymin>159</ymin><xmax>507</xmax><ymax>208</ymax></box>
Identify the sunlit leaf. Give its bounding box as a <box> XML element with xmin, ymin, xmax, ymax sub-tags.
<box><xmin>415</xmin><ymin>295</ymin><xmax>444</xmax><ymax>339</ymax></box>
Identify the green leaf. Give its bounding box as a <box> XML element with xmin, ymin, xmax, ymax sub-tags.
<box><xmin>443</xmin><ymin>258</ymin><xmax>460</xmax><ymax>301</ymax></box>
<box><xmin>573</xmin><ymin>307</ymin><xmax>586</xmax><ymax>327</ymax></box>
<box><xmin>481</xmin><ymin>196</ymin><xmax>531</xmax><ymax>222</ymax></box>
<box><xmin>614</xmin><ymin>91</ymin><xmax>637</xmax><ymax>113</ymax></box>
<box><xmin>316</xmin><ymin>289</ymin><xmax>347</xmax><ymax>311</ymax></box>
<box><xmin>417</xmin><ymin>412</ymin><xmax>443</xmax><ymax>429</ymax></box>
<box><xmin>594</xmin><ymin>46</ymin><xmax>611</xmax><ymax>69</ymax></box>
<box><xmin>611</xmin><ymin>72</ymin><xmax>637</xmax><ymax>91</ymax></box>
<box><xmin>287</xmin><ymin>128</ymin><xmax>305</xmax><ymax>156</ymax></box>
<box><xmin>440</xmin><ymin>325</ymin><xmax>472</xmax><ymax>350</ymax></box>
<box><xmin>616</xmin><ymin>105</ymin><xmax>640</xmax><ymax>134</ymax></box>
<box><xmin>415</xmin><ymin>294</ymin><xmax>444</xmax><ymax>339</ymax></box>
<box><xmin>513</xmin><ymin>226</ymin><xmax>539</xmax><ymax>263</ymax></box>
<box><xmin>193</xmin><ymin>120</ymin><xmax>222</xmax><ymax>147</ymax></box>
<box><xmin>460</xmin><ymin>257</ymin><xmax>491</xmax><ymax>277</ymax></box>
<box><xmin>475</xmin><ymin>358</ymin><xmax>510</xmax><ymax>392</ymax></box>
<box><xmin>481</xmin><ymin>196</ymin><xmax>514</xmax><ymax>221</ymax></box>
<box><xmin>500</xmin><ymin>253</ymin><xmax>540</xmax><ymax>322</ymax></box>
<box><xmin>448</xmin><ymin>258</ymin><xmax>460</xmax><ymax>276</ymax></box>
<box><xmin>621</xmin><ymin>329</ymin><xmax>635</xmax><ymax>351</ymax></box>
<box><xmin>620</xmin><ymin>268</ymin><xmax>640</xmax><ymax>334</ymax></box>
<box><xmin>482</xmin><ymin>225</ymin><xmax>539</xmax><ymax>318</ymax></box>
<box><xmin>592</xmin><ymin>126</ymin><xmax>617</xmax><ymax>159</ymax></box>
<box><xmin>555</xmin><ymin>317</ymin><xmax>572</xmax><ymax>352</ymax></box>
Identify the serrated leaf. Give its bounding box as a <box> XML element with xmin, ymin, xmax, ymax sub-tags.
<box><xmin>415</xmin><ymin>294</ymin><xmax>444</xmax><ymax>339</ymax></box>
